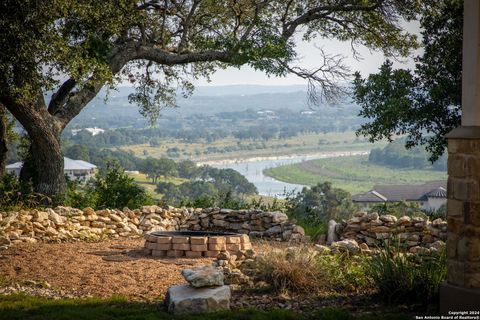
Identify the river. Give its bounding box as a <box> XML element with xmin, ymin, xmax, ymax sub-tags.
<box><xmin>202</xmin><ymin>150</ymin><xmax>369</xmax><ymax>197</ymax></box>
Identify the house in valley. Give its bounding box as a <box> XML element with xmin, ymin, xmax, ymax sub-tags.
<box><xmin>6</xmin><ymin>157</ymin><xmax>97</xmax><ymax>182</ymax></box>
<box><xmin>352</xmin><ymin>181</ymin><xmax>447</xmax><ymax>212</ymax></box>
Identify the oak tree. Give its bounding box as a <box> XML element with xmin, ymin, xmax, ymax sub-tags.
<box><xmin>0</xmin><ymin>0</ymin><xmax>420</xmax><ymax>195</ymax></box>
<box><xmin>353</xmin><ymin>0</ymin><xmax>462</xmax><ymax>161</ymax></box>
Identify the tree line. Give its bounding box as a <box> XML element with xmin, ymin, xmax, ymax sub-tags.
<box><xmin>368</xmin><ymin>138</ymin><xmax>447</xmax><ymax>171</ymax></box>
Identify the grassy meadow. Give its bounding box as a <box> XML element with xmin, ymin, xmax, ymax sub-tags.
<box><xmin>128</xmin><ymin>173</ymin><xmax>187</xmax><ymax>200</ymax></box>
<box><xmin>117</xmin><ymin>132</ymin><xmax>379</xmax><ymax>162</ymax></box>
<box><xmin>264</xmin><ymin>155</ymin><xmax>447</xmax><ymax>194</ymax></box>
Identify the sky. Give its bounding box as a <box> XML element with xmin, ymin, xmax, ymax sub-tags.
<box><xmin>194</xmin><ymin>22</ymin><xmax>422</xmax><ymax>87</ymax></box>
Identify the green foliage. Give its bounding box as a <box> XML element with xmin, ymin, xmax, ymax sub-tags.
<box><xmin>139</xmin><ymin>157</ymin><xmax>178</xmax><ymax>183</ymax></box>
<box><xmin>155</xmin><ymin>163</ymin><xmax>258</xmax><ymax>208</ymax></box>
<box><xmin>93</xmin><ymin>162</ymin><xmax>152</xmax><ymax>209</ymax></box>
<box><xmin>370</xmin><ymin>202</ymin><xmax>427</xmax><ymax>219</ymax></box>
<box><xmin>366</xmin><ymin>241</ymin><xmax>447</xmax><ymax>305</ymax></box>
<box><xmin>283</xmin><ymin>183</ymin><xmax>356</xmax><ymax>241</ymax></box>
<box><xmin>369</xmin><ymin>138</ymin><xmax>447</xmax><ymax>171</ymax></box>
<box><xmin>286</xmin><ymin>182</ymin><xmax>357</xmax><ymax>224</ymax></box>
<box><xmin>353</xmin><ymin>0</ymin><xmax>462</xmax><ymax>161</ymax></box>
<box><xmin>63</xmin><ymin>180</ymin><xmax>98</xmax><ymax>209</ymax></box>
<box><xmin>0</xmin><ymin>173</ymin><xmax>51</xmax><ymax>210</ymax></box>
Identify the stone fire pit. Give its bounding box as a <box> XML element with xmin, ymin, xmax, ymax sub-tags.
<box><xmin>143</xmin><ymin>231</ymin><xmax>252</xmax><ymax>258</ymax></box>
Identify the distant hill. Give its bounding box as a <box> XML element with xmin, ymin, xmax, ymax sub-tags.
<box><xmin>67</xmin><ymin>84</ymin><xmax>358</xmax><ymax>128</ymax></box>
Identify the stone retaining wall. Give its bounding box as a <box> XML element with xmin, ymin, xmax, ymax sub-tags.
<box><xmin>0</xmin><ymin>206</ymin><xmax>305</xmax><ymax>247</ymax></box>
<box><xmin>333</xmin><ymin>211</ymin><xmax>447</xmax><ymax>251</ymax></box>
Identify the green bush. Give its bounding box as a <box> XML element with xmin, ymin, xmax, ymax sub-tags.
<box><xmin>94</xmin><ymin>162</ymin><xmax>153</xmax><ymax>209</ymax></box>
<box><xmin>0</xmin><ymin>173</ymin><xmax>51</xmax><ymax>210</ymax></box>
<box><xmin>365</xmin><ymin>242</ymin><xmax>447</xmax><ymax>305</ymax></box>
<box><xmin>63</xmin><ymin>180</ymin><xmax>99</xmax><ymax>209</ymax></box>
<box><xmin>64</xmin><ymin>162</ymin><xmax>152</xmax><ymax>210</ymax></box>
<box><xmin>284</xmin><ymin>183</ymin><xmax>357</xmax><ymax>237</ymax></box>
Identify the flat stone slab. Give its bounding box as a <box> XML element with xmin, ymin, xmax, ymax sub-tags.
<box><xmin>165</xmin><ymin>284</ymin><xmax>230</xmax><ymax>315</ymax></box>
<box><xmin>181</xmin><ymin>265</ymin><xmax>224</xmax><ymax>287</ymax></box>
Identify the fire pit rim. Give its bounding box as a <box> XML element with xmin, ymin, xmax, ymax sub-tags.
<box><xmin>150</xmin><ymin>230</ymin><xmax>242</xmax><ymax>237</ymax></box>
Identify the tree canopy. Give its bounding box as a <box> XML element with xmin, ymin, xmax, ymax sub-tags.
<box><xmin>0</xmin><ymin>0</ymin><xmax>422</xmax><ymax>195</ymax></box>
<box><xmin>353</xmin><ymin>0</ymin><xmax>462</xmax><ymax>161</ymax></box>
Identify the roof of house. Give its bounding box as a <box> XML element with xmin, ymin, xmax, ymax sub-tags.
<box><xmin>5</xmin><ymin>162</ymin><xmax>23</xmax><ymax>169</ymax></box>
<box><xmin>352</xmin><ymin>181</ymin><xmax>447</xmax><ymax>203</ymax></box>
<box><xmin>6</xmin><ymin>158</ymin><xmax>96</xmax><ymax>171</ymax></box>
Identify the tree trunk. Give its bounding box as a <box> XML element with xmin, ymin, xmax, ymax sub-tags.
<box><xmin>27</xmin><ymin>129</ymin><xmax>65</xmax><ymax>196</ymax></box>
<box><xmin>4</xmin><ymin>99</ymin><xmax>66</xmax><ymax>196</ymax></box>
<box><xmin>0</xmin><ymin>105</ymin><xmax>7</xmax><ymax>178</ymax></box>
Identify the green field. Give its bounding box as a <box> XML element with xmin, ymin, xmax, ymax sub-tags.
<box><xmin>118</xmin><ymin>132</ymin><xmax>381</xmax><ymax>162</ymax></box>
<box><xmin>264</xmin><ymin>155</ymin><xmax>447</xmax><ymax>194</ymax></box>
<box><xmin>128</xmin><ymin>173</ymin><xmax>186</xmax><ymax>200</ymax></box>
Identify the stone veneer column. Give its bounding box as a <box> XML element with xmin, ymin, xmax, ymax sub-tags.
<box><xmin>440</xmin><ymin>0</ymin><xmax>480</xmax><ymax>312</ymax></box>
<box><xmin>441</xmin><ymin>131</ymin><xmax>480</xmax><ymax>313</ymax></box>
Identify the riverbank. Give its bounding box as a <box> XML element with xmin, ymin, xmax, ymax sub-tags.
<box><xmin>206</xmin><ymin>150</ymin><xmax>371</xmax><ymax>197</ymax></box>
<box><xmin>118</xmin><ymin>131</ymin><xmax>382</xmax><ymax>163</ymax></box>
<box><xmin>197</xmin><ymin>150</ymin><xmax>370</xmax><ymax>166</ymax></box>
<box><xmin>264</xmin><ymin>155</ymin><xmax>447</xmax><ymax>194</ymax></box>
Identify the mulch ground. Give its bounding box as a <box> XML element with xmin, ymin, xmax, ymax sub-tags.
<box><xmin>0</xmin><ymin>239</ymin><xmax>435</xmax><ymax>315</ymax></box>
<box><xmin>0</xmin><ymin>238</ymin><xmax>212</xmax><ymax>301</ymax></box>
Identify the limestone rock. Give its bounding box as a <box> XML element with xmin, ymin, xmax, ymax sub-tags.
<box><xmin>331</xmin><ymin>239</ymin><xmax>360</xmax><ymax>255</ymax></box>
<box><xmin>327</xmin><ymin>220</ymin><xmax>338</xmax><ymax>245</ymax></box>
<box><xmin>165</xmin><ymin>284</ymin><xmax>230</xmax><ymax>315</ymax></box>
<box><xmin>181</xmin><ymin>265</ymin><xmax>224</xmax><ymax>287</ymax></box>
<box><xmin>0</xmin><ymin>235</ymin><xmax>11</xmax><ymax>246</ymax></box>
<box><xmin>314</xmin><ymin>244</ymin><xmax>331</xmax><ymax>254</ymax></box>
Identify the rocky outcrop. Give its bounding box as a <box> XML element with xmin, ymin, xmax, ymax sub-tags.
<box><xmin>0</xmin><ymin>206</ymin><xmax>305</xmax><ymax>247</ymax></box>
<box><xmin>333</xmin><ymin>212</ymin><xmax>447</xmax><ymax>250</ymax></box>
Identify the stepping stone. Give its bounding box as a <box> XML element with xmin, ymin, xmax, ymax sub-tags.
<box><xmin>165</xmin><ymin>284</ymin><xmax>230</xmax><ymax>315</ymax></box>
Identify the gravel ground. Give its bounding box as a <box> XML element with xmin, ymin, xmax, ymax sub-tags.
<box><xmin>0</xmin><ymin>238</ymin><xmax>213</xmax><ymax>301</ymax></box>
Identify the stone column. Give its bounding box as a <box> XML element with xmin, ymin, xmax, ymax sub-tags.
<box><xmin>440</xmin><ymin>0</ymin><xmax>480</xmax><ymax>313</ymax></box>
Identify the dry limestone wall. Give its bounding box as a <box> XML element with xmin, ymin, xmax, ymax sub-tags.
<box><xmin>0</xmin><ymin>206</ymin><xmax>305</xmax><ymax>247</ymax></box>
<box><xmin>333</xmin><ymin>211</ymin><xmax>447</xmax><ymax>253</ymax></box>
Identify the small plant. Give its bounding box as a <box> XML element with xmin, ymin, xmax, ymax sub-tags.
<box><xmin>365</xmin><ymin>241</ymin><xmax>447</xmax><ymax>305</ymax></box>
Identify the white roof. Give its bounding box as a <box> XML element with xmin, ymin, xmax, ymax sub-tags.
<box><xmin>5</xmin><ymin>162</ymin><xmax>23</xmax><ymax>169</ymax></box>
<box><xmin>72</xmin><ymin>159</ymin><xmax>97</xmax><ymax>169</ymax></box>
<box><xmin>6</xmin><ymin>158</ymin><xmax>96</xmax><ymax>170</ymax></box>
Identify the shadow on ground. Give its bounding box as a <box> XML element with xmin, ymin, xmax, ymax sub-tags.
<box><xmin>0</xmin><ymin>293</ymin><xmax>416</xmax><ymax>320</ymax></box>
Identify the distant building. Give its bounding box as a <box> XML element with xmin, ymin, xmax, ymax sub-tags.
<box><xmin>5</xmin><ymin>157</ymin><xmax>97</xmax><ymax>182</ymax></box>
<box><xmin>71</xmin><ymin>127</ymin><xmax>105</xmax><ymax>136</ymax></box>
<box><xmin>300</xmin><ymin>110</ymin><xmax>317</xmax><ymax>115</ymax></box>
<box><xmin>352</xmin><ymin>181</ymin><xmax>447</xmax><ymax>212</ymax></box>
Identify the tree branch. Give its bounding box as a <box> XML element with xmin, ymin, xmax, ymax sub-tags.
<box><xmin>48</xmin><ymin>78</ymin><xmax>76</xmax><ymax>114</ymax></box>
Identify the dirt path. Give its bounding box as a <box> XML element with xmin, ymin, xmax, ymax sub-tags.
<box><xmin>0</xmin><ymin>238</ymin><xmax>213</xmax><ymax>301</ymax></box>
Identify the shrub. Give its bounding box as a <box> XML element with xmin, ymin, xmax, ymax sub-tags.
<box><xmin>365</xmin><ymin>241</ymin><xmax>447</xmax><ymax>305</ymax></box>
<box><xmin>255</xmin><ymin>245</ymin><xmax>370</xmax><ymax>294</ymax></box>
<box><xmin>284</xmin><ymin>183</ymin><xmax>356</xmax><ymax>241</ymax></box>
<box><xmin>63</xmin><ymin>180</ymin><xmax>99</xmax><ymax>209</ymax></box>
<box><xmin>94</xmin><ymin>162</ymin><xmax>153</xmax><ymax>209</ymax></box>
<box><xmin>255</xmin><ymin>246</ymin><xmax>327</xmax><ymax>294</ymax></box>
<box><xmin>0</xmin><ymin>173</ymin><xmax>51</xmax><ymax>210</ymax></box>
